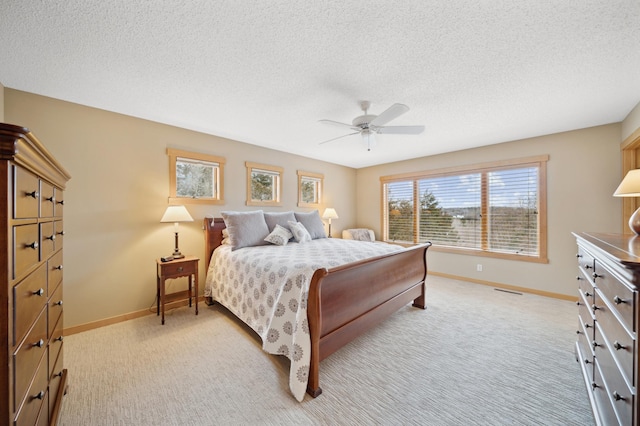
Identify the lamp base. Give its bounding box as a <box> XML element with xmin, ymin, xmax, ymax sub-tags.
<box><xmin>172</xmin><ymin>251</ymin><xmax>185</xmax><ymax>259</ymax></box>
<box><xmin>630</xmin><ymin>207</ymin><xmax>640</xmax><ymax>235</ymax></box>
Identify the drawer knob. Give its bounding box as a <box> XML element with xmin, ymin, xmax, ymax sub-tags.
<box><xmin>46</xmin><ymin>234</ymin><xmax>56</xmax><ymax>240</ymax></box>
<box><xmin>613</xmin><ymin>341</ymin><xmax>626</xmax><ymax>351</ymax></box>
<box><xmin>584</xmin><ymin>323</ymin><xmax>592</xmax><ymax>329</ymax></box>
<box><xmin>591</xmin><ymin>340</ymin><xmax>601</xmax><ymax>349</ymax></box>
<box><xmin>26</xmin><ymin>190</ymin><xmax>39</xmax><ymax>199</ymax></box>
<box><xmin>46</xmin><ymin>196</ymin><xmax>55</xmax><ymax>203</ymax></box>
<box><xmin>54</xmin><ymin>300</ymin><xmax>63</xmax><ymax>306</ymax></box>
<box><xmin>592</xmin><ymin>272</ymin><xmax>601</xmax><ymax>279</ymax></box>
<box><xmin>584</xmin><ymin>359</ymin><xmax>591</xmax><ymax>364</ymax></box>
<box><xmin>33</xmin><ymin>390</ymin><xmax>45</xmax><ymax>400</ymax></box>
<box><xmin>55</xmin><ymin>336</ymin><xmax>64</xmax><ymax>342</ymax></box>
<box><xmin>576</xmin><ymin>253</ymin><xmax>583</xmax><ymax>258</ymax></box>
<box><xmin>584</xmin><ymin>291</ymin><xmax>592</xmax><ymax>297</ymax></box>
<box><xmin>33</xmin><ymin>288</ymin><xmax>44</xmax><ymax>296</ymax></box>
<box><xmin>576</xmin><ymin>276</ymin><xmax>582</xmax><ymax>281</ymax></box>
<box><xmin>591</xmin><ymin>304</ymin><xmax>600</xmax><ymax>311</ymax></box>
<box><xmin>55</xmin><ymin>265</ymin><xmax>63</xmax><ymax>270</ymax></box>
<box><xmin>57</xmin><ymin>230</ymin><xmax>65</xmax><ymax>236</ymax></box>
<box><xmin>591</xmin><ymin>382</ymin><xmax>598</xmax><ymax>390</ymax></box>
<box><xmin>57</xmin><ymin>200</ymin><xmax>65</xmax><ymax>205</ymax></box>
<box><xmin>33</xmin><ymin>339</ymin><xmax>44</xmax><ymax>348</ymax></box>
<box><xmin>613</xmin><ymin>296</ymin><xmax>625</xmax><ymax>305</ymax></box>
<box><xmin>584</xmin><ymin>264</ymin><xmax>592</xmax><ymax>270</ymax></box>
<box><xmin>26</xmin><ymin>241</ymin><xmax>38</xmax><ymax>249</ymax></box>
<box><xmin>613</xmin><ymin>391</ymin><xmax>626</xmax><ymax>401</ymax></box>
<box><xmin>178</xmin><ymin>267</ymin><xmax>184</xmax><ymax>272</ymax></box>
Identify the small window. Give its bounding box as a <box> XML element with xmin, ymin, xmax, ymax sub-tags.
<box><xmin>297</xmin><ymin>171</ymin><xmax>323</xmax><ymax>207</ymax></box>
<box><xmin>168</xmin><ymin>148</ymin><xmax>225</xmax><ymax>205</ymax></box>
<box><xmin>246</xmin><ymin>162</ymin><xmax>283</xmax><ymax>206</ymax></box>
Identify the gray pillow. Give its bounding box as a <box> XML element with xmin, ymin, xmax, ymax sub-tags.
<box><xmin>294</xmin><ymin>210</ymin><xmax>326</xmax><ymax>239</ymax></box>
<box><xmin>264</xmin><ymin>224</ymin><xmax>293</xmax><ymax>246</ymax></box>
<box><xmin>221</xmin><ymin>210</ymin><xmax>270</xmax><ymax>250</ymax></box>
<box><xmin>264</xmin><ymin>211</ymin><xmax>296</xmax><ymax>232</ymax></box>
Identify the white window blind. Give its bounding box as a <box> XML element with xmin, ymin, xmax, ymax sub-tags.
<box><xmin>381</xmin><ymin>156</ymin><xmax>547</xmax><ymax>262</ymax></box>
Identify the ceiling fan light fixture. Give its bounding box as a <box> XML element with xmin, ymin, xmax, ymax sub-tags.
<box><xmin>361</xmin><ymin>129</ymin><xmax>376</xmax><ymax>151</ymax></box>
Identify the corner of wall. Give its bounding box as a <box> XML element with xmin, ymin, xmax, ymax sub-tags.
<box><xmin>622</xmin><ymin>99</ymin><xmax>640</xmax><ymax>142</ymax></box>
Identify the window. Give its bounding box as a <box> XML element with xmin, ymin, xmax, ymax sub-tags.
<box><xmin>246</xmin><ymin>162</ymin><xmax>283</xmax><ymax>206</ymax></box>
<box><xmin>297</xmin><ymin>171</ymin><xmax>323</xmax><ymax>207</ymax></box>
<box><xmin>381</xmin><ymin>155</ymin><xmax>548</xmax><ymax>263</ymax></box>
<box><xmin>168</xmin><ymin>148</ymin><xmax>225</xmax><ymax>205</ymax></box>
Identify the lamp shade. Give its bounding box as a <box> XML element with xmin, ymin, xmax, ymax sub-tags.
<box><xmin>160</xmin><ymin>205</ymin><xmax>194</xmax><ymax>223</ymax></box>
<box><xmin>322</xmin><ymin>208</ymin><xmax>339</xmax><ymax>220</ymax></box>
<box><xmin>614</xmin><ymin>169</ymin><xmax>640</xmax><ymax>197</ymax></box>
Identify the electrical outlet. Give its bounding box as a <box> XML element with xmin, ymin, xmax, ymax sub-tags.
<box><xmin>476</xmin><ymin>264</ymin><xmax>483</xmax><ymax>272</ymax></box>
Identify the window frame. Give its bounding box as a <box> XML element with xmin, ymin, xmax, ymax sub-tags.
<box><xmin>297</xmin><ymin>170</ymin><xmax>323</xmax><ymax>207</ymax></box>
<box><xmin>168</xmin><ymin>148</ymin><xmax>225</xmax><ymax>205</ymax></box>
<box><xmin>246</xmin><ymin>161</ymin><xmax>283</xmax><ymax>206</ymax></box>
<box><xmin>380</xmin><ymin>155</ymin><xmax>548</xmax><ymax>263</ymax></box>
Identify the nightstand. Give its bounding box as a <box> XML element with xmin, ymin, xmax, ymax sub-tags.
<box><xmin>156</xmin><ymin>256</ymin><xmax>199</xmax><ymax>324</ymax></box>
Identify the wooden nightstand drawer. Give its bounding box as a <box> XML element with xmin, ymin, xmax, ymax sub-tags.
<box><xmin>160</xmin><ymin>260</ymin><xmax>196</xmax><ymax>278</ymax></box>
<box><xmin>13</xmin><ymin>166</ymin><xmax>39</xmax><ymax>219</ymax></box>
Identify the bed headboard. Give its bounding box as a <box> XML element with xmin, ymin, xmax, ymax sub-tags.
<box><xmin>204</xmin><ymin>217</ymin><xmax>226</xmax><ymax>270</ymax></box>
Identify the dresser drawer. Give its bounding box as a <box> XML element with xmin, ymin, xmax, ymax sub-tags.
<box><xmin>13</xmin><ymin>166</ymin><xmax>39</xmax><ymax>219</ymax></box>
<box><xmin>49</xmin><ymin>313</ymin><xmax>63</xmax><ymax>364</ymax></box>
<box><xmin>13</xmin><ymin>263</ymin><xmax>47</xmax><ymax>346</ymax></box>
<box><xmin>13</xmin><ymin>308</ymin><xmax>47</xmax><ymax>413</ymax></box>
<box><xmin>48</xmin><ymin>345</ymin><xmax>64</xmax><ymax>421</ymax></box>
<box><xmin>39</xmin><ymin>181</ymin><xmax>54</xmax><ymax>218</ymax></box>
<box><xmin>578</xmin><ymin>288</ymin><xmax>595</xmax><ymax>332</ymax></box>
<box><xmin>576</xmin><ymin>319</ymin><xmax>594</xmax><ymax>382</ymax></box>
<box><xmin>48</xmin><ymin>284</ymin><xmax>63</xmax><ymax>338</ymax></box>
<box><xmin>39</xmin><ymin>221</ymin><xmax>55</xmax><ymax>260</ymax></box>
<box><xmin>577</xmin><ymin>246</ymin><xmax>595</xmax><ymax>277</ymax></box>
<box><xmin>48</xmin><ymin>250</ymin><xmax>63</xmax><ymax>297</ymax></box>
<box><xmin>593</xmin><ymin>330</ymin><xmax>634</xmax><ymax>426</ymax></box>
<box><xmin>577</xmin><ymin>273</ymin><xmax>595</xmax><ymax>304</ymax></box>
<box><xmin>54</xmin><ymin>189</ymin><xmax>64</xmax><ymax>217</ymax></box>
<box><xmin>14</xmin><ymin>355</ymin><xmax>48</xmax><ymax>426</ymax></box>
<box><xmin>54</xmin><ymin>220</ymin><xmax>64</xmax><ymax>250</ymax></box>
<box><xmin>161</xmin><ymin>260</ymin><xmax>197</xmax><ymax>278</ymax></box>
<box><xmin>592</xmin><ymin>359</ymin><xmax>622</xmax><ymax>426</ymax></box>
<box><xmin>594</xmin><ymin>267</ymin><xmax>636</xmax><ymax>333</ymax></box>
<box><xmin>595</xmin><ymin>300</ymin><xmax>635</xmax><ymax>386</ymax></box>
<box><xmin>14</xmin><ymin>224</ymin><xmax>40</xmax><ymax>279</ymax></box>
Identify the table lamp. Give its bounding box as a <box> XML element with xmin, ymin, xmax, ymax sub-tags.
<box><xmin>160</xmin><ymin>205</ymin><xmax>193</xmax><ymax>258</ymax></box>
<box><xmin>322</xmin><ymin>208</ymin><xmax>339</xmax><ymax>238</ymax></box>
<box><xmin>613</xmin><ymin>169</ymin><xmax>640</xmax><ymax>235</ymax></box>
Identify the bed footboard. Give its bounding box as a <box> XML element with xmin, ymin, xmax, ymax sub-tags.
<box><xmin>306</xmin><ymin>242</ymin><xmax>430</xmax><ymax>397</ymax></box>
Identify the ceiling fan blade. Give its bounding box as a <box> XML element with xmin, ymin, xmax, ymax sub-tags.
<box><xmin>319</xmin><ymin>131</ymin><xmax>360</xmax><ymax>145</ymax></box>
<box><xmin>376</xmin><ymin>125</ymin><xmax>425</xmax><ymax>135</ymax></box>
<box><xmin>319</xmin><ymin>119</ymin><xmax>359</xmax><ymax>130</ymax></box>
<box><xmin>369</xmin><ymin>103</ymin><xmax>409</xmax><ymax>126</ymax></box>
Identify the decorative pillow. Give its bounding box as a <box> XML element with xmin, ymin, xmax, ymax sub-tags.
<box><xmin>264</xmin><ymin>224</ymin><xmax>293</xmax><ymax>246</ymax></box>
<box><xmin>221</xmin><ymin>210</ymin><xmax>270</xmax><ymax>250</ymax></box>
<box><xmin>264</xmin><ymin>211</ymin><xmax>296</xmax><ymax>232</ymax></box>
<box><xmin>288</xmin><ymin>221</ymin><xmax>312</xmax><ymax>243</ymax></box>
<box><xmin>294</xmin><ymin>210</ymin><xmax>326</xmax><ymax>239</ymax></box>
<box><xmin>343</xmin><ymin>228</ymin><xmax>375</xmax><ymax>242</ymax></box>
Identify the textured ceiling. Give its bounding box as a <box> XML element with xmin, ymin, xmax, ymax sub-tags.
<box><xmin>1</xmin><ymin>1</ymin><xmax>639</xmax><ymax>168</ymax></box>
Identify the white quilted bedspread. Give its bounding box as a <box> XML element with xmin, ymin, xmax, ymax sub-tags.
<box><xmin>204</xmin><ymin>238</ymin><xmax>403</xmax><ymax>401</ymax></box>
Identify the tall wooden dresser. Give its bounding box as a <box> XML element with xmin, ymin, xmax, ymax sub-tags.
<box><xmin>574</xmin><ymin>232</ymin><xmax>640</xmax><ymax>425</ymax></box>
<box><xmin>0</xmin><ymin>123</ymin><xmax>71</xmax><ymax>425</ymax></box>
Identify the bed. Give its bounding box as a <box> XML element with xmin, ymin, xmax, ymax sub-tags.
<box><xmin>203</xmin><ymin>213</ymin><xmax>431</xmax><ymax>400</ymax></box>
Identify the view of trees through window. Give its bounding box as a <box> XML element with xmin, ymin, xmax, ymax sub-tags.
<box><xmin>384</xmin><ymin>159</ymin><xmax>545</xmax><ymax>259</ymax></box>
<box><xmin>251</xmin><ymin>170</ymin><xmax>278</xmax><ymax>201</ymax></box>
<box><xmin>176</xmin><ymin>157</ymin><xmax>218</xmax><ymax>198</ymax></box>
<box><xmin>300</xmin><ymin>178</ymin><xmax>319</xmax><ymax>204</ymax></box>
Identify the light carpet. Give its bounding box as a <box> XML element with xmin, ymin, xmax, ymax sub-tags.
<box><xmin>59</xmin><ymin>275</ymin><xmax>594</xmax><ymax>425</ymax></box>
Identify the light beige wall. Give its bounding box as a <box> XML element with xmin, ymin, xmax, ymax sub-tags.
<box><xmin>5</xmin><ymin>89</ymin><xmax>356</xmax><ymax>328</ymax></box>
<box><xmin>356</xmin><ymin>124</ymin><xmax>622</xmax><ymax>298</ymax></box>
<box><xmin>622</xmin><ymin>100</ymin><xmax>640</xmax><ymax>141</ymax></box>
<box><xmin>0</xmin><ymin>81</ymin><xmax>4</xmax><ymax>121</ymax></box>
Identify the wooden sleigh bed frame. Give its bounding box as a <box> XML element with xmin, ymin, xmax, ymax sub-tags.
<box><xmin>203</xmin><ymin>217</ymin><xmax>431</xmax><ymax>397</ymax></box>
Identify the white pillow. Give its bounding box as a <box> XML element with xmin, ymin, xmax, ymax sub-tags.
<box><xmin>342</xmin><ymin>228</ymin><xmax>375</xmax><ymax>242</ymax></box>
<box><xmin>288</xmin><ymin>221</ymin><xmax>312</xmax><ymax>243</ymax></box>
<box><xmin>264</xmin><ymin>224</ymin><xmax>293</xmax><ymax>246</ymax></box>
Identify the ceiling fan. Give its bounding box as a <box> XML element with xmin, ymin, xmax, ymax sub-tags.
<box><xmin>319</xmin><ymin>101</ymin><xmax>424</xmax><ymax>151</ymax></box>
